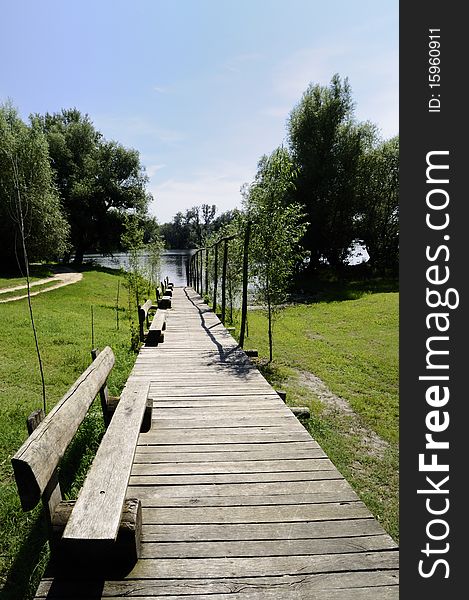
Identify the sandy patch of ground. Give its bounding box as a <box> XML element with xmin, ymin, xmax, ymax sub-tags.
<box><xmin>0</xmin><ymin>267</ymin><xmax>82</xmax><ymax>303</ymax></box>
<box><xmin>296</xmin><ymin>370</ymin><xmax>389</xmax><ymax>458</ymax></box>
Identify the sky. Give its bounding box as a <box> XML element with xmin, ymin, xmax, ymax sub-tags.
<box><xmin>0</xmin><ymin>0</ymin><xmax>398</xmax><ymax>224</ymax></box>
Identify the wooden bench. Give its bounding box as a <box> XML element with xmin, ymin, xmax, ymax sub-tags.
<box><xmin>138</xmin><ymin>299</ymin><xmax>154</xmax><ymax>342</ymax></box>
<box><xmin>158</xmin><ymin>279</ymin><xmax>173</xmax><ymax>308</ymax></box>
<box><xmin>145</xmin><ymin>309</ymin><xmax>166</xmax><ymax>346</ymax></box>
<box><xmin>11</xmin><ymin>347</ymin><xmax>151</xmax><ymax>572</ymax></box>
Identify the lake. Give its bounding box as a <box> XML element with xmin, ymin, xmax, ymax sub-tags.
<box><xmin>83</xmin><ymin>250</ymin><xmax>193</xmax><ymax>287</ymax></box>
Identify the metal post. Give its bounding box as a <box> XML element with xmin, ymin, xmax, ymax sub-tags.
<box><xmin>239</xmin><ymin>222</ymin><xmax>250</xmax><ymax>348</ymax></box>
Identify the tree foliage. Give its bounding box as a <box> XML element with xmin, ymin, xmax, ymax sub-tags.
<box><xmin>245</xmin><ymin>147</ymin><xmax>307</xmax><ymax>361</ymax></box>
<box><xmin>0</xmin><ymin>103</ymin><xmax>70</xmax><ymax>271</ymax></box>
<box><xmin>161</xmin><ymin>205</ymin><xmax>238</xmax><ymax>249</ymax></box>
<box><xmin>34</xmin><ymin>109</ymin><xmax>151</xmax><ymax>263</ymax></box>
<box><xmin>356</xmin><ymin>136</ymin><xmax>399</xmax><ymax>273</ymax></box>
<box><xmin>287</xmin><ymin>75</ymin><xmax>374</xmax><ymax>269</ymax></box>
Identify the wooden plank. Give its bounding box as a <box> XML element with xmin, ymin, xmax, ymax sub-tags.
<box><xmin>132</xmin><ymin>490</ymin><xmax>359</xmax><ymax>507</ymax></box>
<box><xmin>11</xmin><ymin>347</ymin><xmax>115</xmax><ymax>511</ymax></box>
<box><xmin>127</xmin><ymin>551</ymin><xmax>399</xmax><ymax>579</ymax></box>
<box><xmin>137</xmin><ymin>431</ymin><xmax>313</xmax><ymax>445</ymax></box>
<box><xmin>152</xmin><ymin>407</ymin><xmax>291</xmax><ymax>418</ymax></box>
<box><xmin>142</xmin><ymin>518</ymin><xmax>388</xmax><ymax>542</ymax></box>
<box><xmin>141</xmin><ymin>535</ymin><xmax>396</xmax><ymax>558</ymax></box>
<box><xmin>131</xmin><ymin>458</ymin><xmax>335</xmax><ymax>476</ymax></box>
<box><xmin>62</xmin><ymin>379</ymin><xmax>150</xmax><ymax>543</ymax></box>
<box><xmin>141</xmin><ymin>502</ymin><xmax>370</xmax><ymax>525</ymax></box>
<box><xmin>129</xmin><ymin>470</ymin><xmax>341</xmax><ymax>486</ymax></box>
<box><xmin>151</xmin><ymin>416</ymin><xmax>296</xmax><ymax>429</ymax></box>
<box><xmin>35</xmin><ymin>572</ymin><xmax>399</xmax><ymax>598</ymax></box>
<box><xmin>135</xmin><ymin>441</ymin><xmax>321</xmax><ymax>453</ymax></box>
<box><xmin>128</xmin><ymin>478</ymin><xmax>349</xmax><ymax>498</ymax></box>
<box><xmin>133</xmin><ymin>448</ymin><xmax>327</xmax><ymax>462</ymax></box>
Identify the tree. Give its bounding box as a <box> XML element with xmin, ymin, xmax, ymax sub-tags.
<box><xmin>0</xmin><ymin>103</ymin><xmax>70</xmax><ymax>271</ymax></box>
<box><xmin>245</xmin><ymin>148</ymin><xmax>307</xmax><ymax>361</ymax></box>
<box><xmin>356</xmin><ymin>136</ymin><xmax>399</xmax><ymax>273</ymax></box>
<box><xmin>287</xmin><ymin>75</ymin><xmax>371</xmax><ymax>269</ymax></box>
<box><xmin>34</xmin><ymin>109</ymin><xmax>151</xmax><ymax>263</ymax></box>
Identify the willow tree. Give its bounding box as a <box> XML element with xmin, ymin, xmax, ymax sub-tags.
<box><xmin>287</xmin><ymin>75</ymin><xmax>369</xmax><ymax>268</ymax></box>
<box><xmin>245</xmin><ymin>148</ymin><xmax>307</xmax><ymax>362</ymax></box>
<box><xmin>0</xmin><ymin>103</ymin><xmax>70</xmax><ymax>271</ymax></box>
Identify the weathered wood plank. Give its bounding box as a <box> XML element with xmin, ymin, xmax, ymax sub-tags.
<box><xmin>62</xmin><ymin>380</ymin><xmax>150</xmax><ymax>543</ymax></box>
<box><xmin>127</xmin><ymin>551</ymin><xmax>399</xmax><ymax>579</ymax></box>
<box><xmin>128</xmin><ymin>478</ymin><xmax>349</xmax><ymax>499</ymax></box>
<box><xmin>130</xmin><ymin>470</ymin><xmax>341</xmax><ymax>486</ymax></box>
<box><xmin>133</xmin><ymin>448</ymin><xmax>326</xmax><ymax>462</ymax></box>
<box><xmin>132</xmin><ymin>490</ymin><xmax>359</xmax><ymax>507</ymax></box>
<box><xmin>152</xmin><ymin>416</ymin><xmax>297</xmax><ymax>429</ymax></box>
<box><xmin>141</xmin><ymin>502</ymin><xmax>369</xmax><ymax>525</ymax></box>
<box><xmin>141</xmin><ymin>535</ymin><xmax>396</xmax><ymax>558</ymax></box>
<box><xmin>141</xmin><ymin>518</ymin><xmax>388</xmax><ymax>542</ymax></box>
<box><xmin>36</xmin><ymin>572</ymin><xmax>399</xmax><ymax>598</ymax></box>
<box><xmin>12</xmin><ymin>347</ymin><xmax>115</xmax><ymax>511</ymax></box>
<box><xmin>132</xmin><ymin>458</ymin><xmax>335</xmax><ymax>476</ymax></box>
<box><xmin>135</xmin><ymin>441</ymin><xmax>321</xmax><ymax>453</ymax></box>
<box><xmin>138</xmin><ymin>428</ymin><xmax>313</xmax><ymax>445</ymax></box>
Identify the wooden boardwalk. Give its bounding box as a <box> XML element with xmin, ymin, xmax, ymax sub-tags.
<box><xmin>36</xmin><ymin>287</ymin><xmax>398</xmax><ymax>599</ymax></box>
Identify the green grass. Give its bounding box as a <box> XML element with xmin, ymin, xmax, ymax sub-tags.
<box><xmin>0</xmin><ymin>269</ymin><xmax>137</xmax><ymax>599</ymax></box>
<box><xmin>0</xmin><ymin>265</ymin><xmax>54</xmax><ymax>289</ymax></box>
<box><xmin>241</xmin><ymin>289</ymin><xmax>399</xmax><ymax>541</ymax></box>
<box><xmin>0</xmin><ymin>280</ymin><xmax>61</xmax><ymax>301</ymax></box>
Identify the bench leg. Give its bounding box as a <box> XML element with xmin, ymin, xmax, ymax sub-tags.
<box><xmin>106</xmin><ymin>396</ymin><xmax>153</xmax><ymax>432</ymax></box>
<box><xmin>50</xmin><ymin>498</ymin><xmax>142</xmax><ymax>572</ymax></box>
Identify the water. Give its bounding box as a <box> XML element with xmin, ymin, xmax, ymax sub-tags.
<box><xmin>83</xmin><ymin>250</ymin><xmax>193</xmax><ymax>287</ymax></box>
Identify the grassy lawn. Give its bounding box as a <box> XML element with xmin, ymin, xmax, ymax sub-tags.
<box><xmin>0</xmin><ymin>280</ymin><xmax>62</xmax><ymax>301</ymax></box>
<box><xmin>0</xmin><ymin>265</ymin><xmax>54</xmax><ymax>289</ymax></box>
<box><xmin>242</xmin><ymin>288</ymin><xmax>399</xmax><ymax>541</ymax></box>
<box><xmin>0</xmin><ymin>268</ymin><xmax>137</xmax><ymax>599</ymax></box>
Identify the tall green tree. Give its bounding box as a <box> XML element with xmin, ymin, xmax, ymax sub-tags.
<box><xmin>0</xmin><ymin>103</ymin><xmax>70</xmax><ymax>271</ymax></box>
<box><xmin>34</xmin><ymin>109</ymin><xmax>150</xmax><ymax>263</ymax></box>
<box><xmin>245</xmin><ymin>148</ymin><xmax>307</xmax><ymax>361</ymax></box>
<box><xmin>356</xmin><ymin>136</ymin><xmax>399</xmax><ymax>273</ymax></box>
<box><xmin>287</xmin><ymin>75</ymin><xmax>371</xmax><ymax>268</ymax></box>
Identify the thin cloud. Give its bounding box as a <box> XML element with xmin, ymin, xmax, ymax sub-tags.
<box><xmin>149</xmin><ymin>162</ymin><xmax>255</xmax><ymax>223</ymax></box>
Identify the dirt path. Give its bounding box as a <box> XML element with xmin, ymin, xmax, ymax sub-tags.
<box><xmin>295</xmin><ymin>369</ymin><xmax>390</xmax><ymax>457</ymax></box>
<box><xmin>0</xmin><ymin>267</ymin><xmax>83</xmax><ymax>303</ymax></box>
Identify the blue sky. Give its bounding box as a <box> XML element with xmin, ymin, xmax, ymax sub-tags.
<box><xmin>1</xmin><ymin>0</ymin><xmax>398</xmax><ymax>223</ymax></box>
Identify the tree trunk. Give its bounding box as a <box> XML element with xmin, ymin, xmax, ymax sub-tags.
<box><xmin>73</xmin><ymin>246</ymin><xmax>84</xmax><ymax>265</ymax></box>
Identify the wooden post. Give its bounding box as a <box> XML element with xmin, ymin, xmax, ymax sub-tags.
<box><xmin>221</xmin><ymin>238</ymin><xmax>228</xmax><ymax>324</ymax></box>
<box><xmin>239</xmin><ymin>221</ymin><xmax>250</xmax><ymax>348</ymax></box>
<box><xmin>205</xmin><ymin>247</ymin><xmax>209</xmax><ymax>299</ymax></box>
<box><xmin>198</xmin><ymin>250</ymin><xmax>203</xmax><ymax>296</ymax></box>
<box><xmin>27</xmin><ymin>409</ymin><xmax>45</xmax><ymax>436</ymax></box>
<box><xmin>186</xmin><ymin>256</ymin><xmax>190</xmax><ymax>286</ymax></box>
<box><xmin>91</xmin><ymin>348</ymin><xmax>111</xmax><ymax>425</ymax></box>
<box><xmin>213</xmin><ymin>242</ymin><xmax>219</xmax><ymax>313</ymax></box>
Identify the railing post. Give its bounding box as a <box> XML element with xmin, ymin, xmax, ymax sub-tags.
<box><xmin>213</xmin><ymin>242</ymin><xmax>219</xmax><ymax>313</ymax></box>
<box><xmin>205</xmin><ymin>247</ymin><xmax>209</xmax><ymax>299</ymax></box>
<box><xmin>199</xmin><ymin>250</ymin><xmax>203</xmax><ymax>296</ymax></box>
<box><xmin>239</xmin><ymin>221</ymin><xmax>250</xmax><ymax>348</ymax></box>
<box><xmin>221</xmin><ymin>238</ymin><xmax>228</xmax><ymax>324</ymax></box>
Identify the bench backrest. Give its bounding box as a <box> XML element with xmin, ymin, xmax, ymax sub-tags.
<box><xmin>11</xmin><ymin>346</ymin><xmax>115</xmax><ymax>512</ymax></box>
<box><xmin>138</xmin><ymin>299</ymin><xmax>153</xmax><ymax>341</ymax></box>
